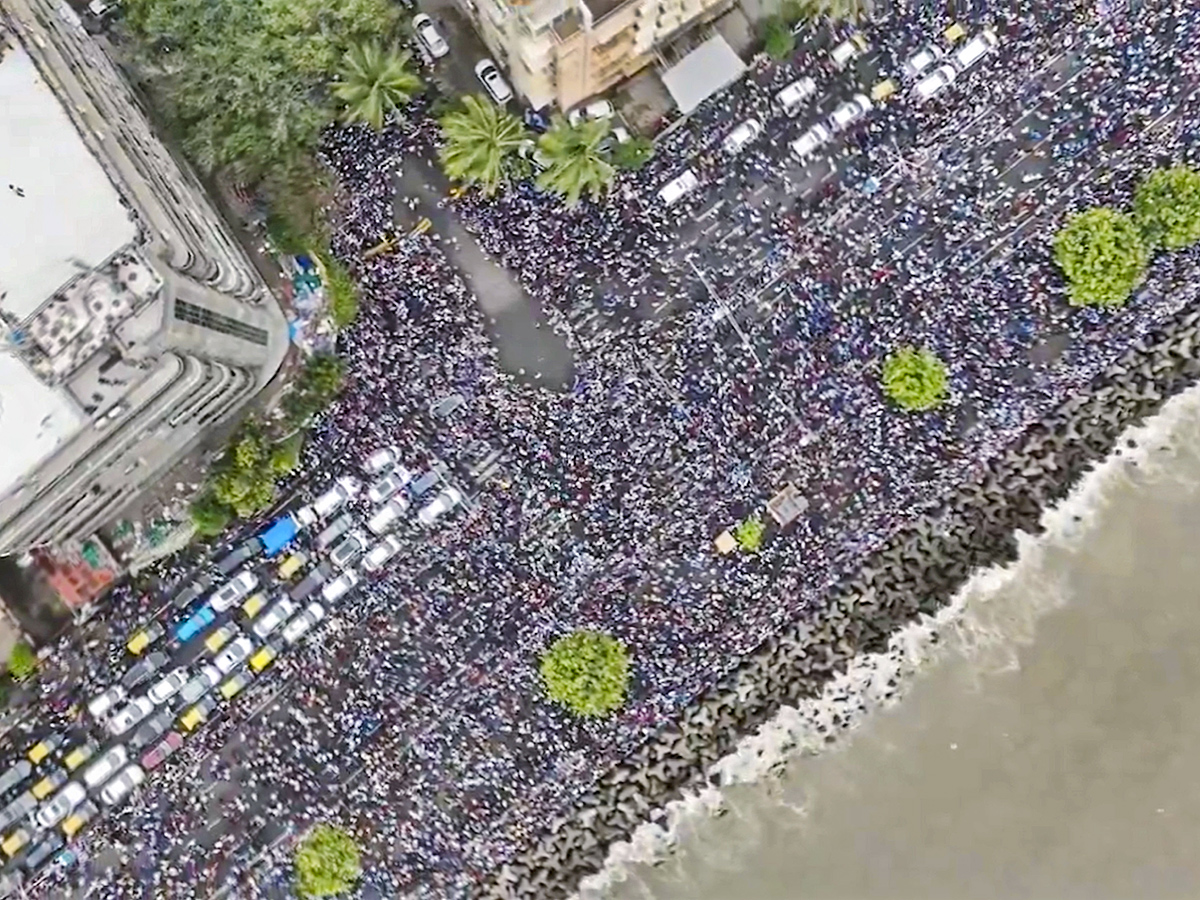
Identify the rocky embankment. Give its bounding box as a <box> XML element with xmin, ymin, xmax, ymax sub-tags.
<box><xmin>481</xmin><ymin>304</ymin><xmax>1200</xmax><ymax>900</ymax></box>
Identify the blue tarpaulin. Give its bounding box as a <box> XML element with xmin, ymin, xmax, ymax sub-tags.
<box><xmin>259</xmin><ymin>516</ymin><xmax>298</xmax><ymax>557</ymax></box>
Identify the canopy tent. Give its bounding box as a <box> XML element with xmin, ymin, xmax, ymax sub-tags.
<box><xmin>661</xmin><ymin>35</ymin><xmax>747</xmax><ymax>115</ymax></box>
<box><xmin>258</xmin><ymin>515</ymin><xmax>298</xmax><ymax>557</ymax></box>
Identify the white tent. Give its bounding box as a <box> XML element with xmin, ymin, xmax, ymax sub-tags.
<box><xmin>660</xmin><ymin>35</ymin><xmax>747</xmax><ymax>115</ymax></box>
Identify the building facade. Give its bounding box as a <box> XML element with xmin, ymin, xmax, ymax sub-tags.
<box><xmin>462</xmin><ymin>0</ymin><xmax>733</xmax><ymax>111</ymax></box>
<box><xmin>0</xmin><ymin>0</ymin><xmax>289</xmax><ymax>555</ymax></box>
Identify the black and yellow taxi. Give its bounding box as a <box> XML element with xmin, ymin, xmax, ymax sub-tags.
<box><xmin>26</xmin><ymin>733</ymin><xmax>64</xmax><ymax>766</ymax></box>
<box><xmin>126</xmin><ymin>622</ymin><xmax>165</xmax><ymax>656</ymax></box>
<box><xmin>30</xmin><ymin>768</ymin><xmax>67</xmax><ymax>801</ymax></box>
<box><xmin>62</xmin><ymin>741</ymin><xmax>97</xmax><ymax>773</ymax></box>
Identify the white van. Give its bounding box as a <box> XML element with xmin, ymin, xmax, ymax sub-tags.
<box><xmin>362</xmin><ymin>535</ymin><xmax>403</xmax><ymax>573</ymax></box>
<box><xmin>827</xmin><ymin>93</ymin><xmax>872</xmax><ymax>132</ymax></box>
<box><xmin>791</xmin><ymin>123</ymin><xmax>833</xmax><ymax>160</ymax></box>
<box><xmin>775</xmin><ymin>77</ymin><xmax>817</xmax><ymax>116</ymax></box>
<box><xmin>829</xmin><ymin>33</ymin><xmax>867</xmax><ymax>69</ymax></box>
<box><xmin>953</xmin><ymin>28</ymin><xmax>998</xmax><ymax>71</ymax></box>
<box><xmin>367</xmin><ymin>496</ymin><xmax>408</xmax><ymax>535</ymax></box>
<box><xmin>657</xmin><ymin>170</ymin><xmax>699</xmax><ymax>206</ymax></box>
<box><xmin>913</xmin><ymin>63</ymin><xmax>957</xmax><ymax>101</ymax></box>
<box><xmin>321</xmin><ymin>571</ymin><xmax>359</xmax><ymax>604</ymax></box>
<box><xmin>901</xmin><ymin>44</ymin><xmax>943</xmax><ymax>80</ymax></box>
<box><xmin>310</xmin><ymin>477</ymin><xmax>360</xmax><ymax>519</ymax></box>
<box><xmin>417</xmin><ymin>487</ymin><xmax>465</xmax><ymax>527</ymax></box>
<box><xmin>721</xmin><ymin>118</ymin><xmax>763</xmax><ymax>155</ymax></box>
<box><xmin>209</xmin><ymin>569</ymin><xmax>258</xmax><ymax>612</ymax></box>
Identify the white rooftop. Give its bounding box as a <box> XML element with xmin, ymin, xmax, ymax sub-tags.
<box><xmin>0</xmin><ymin>43</ymin><xmax>138</xmax><ymax>321</ymax></box>
<box><xmin>0</xmin><ymin>353</ymin><xmax>83</xmax><ymax>497</ymax></box>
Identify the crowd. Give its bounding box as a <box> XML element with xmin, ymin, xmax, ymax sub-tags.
<box><xmin>12</xmin><ymin>0</ymin><xmax>1200</xmax><ymax>897</ymax></box>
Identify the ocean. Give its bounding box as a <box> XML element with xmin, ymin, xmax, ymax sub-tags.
<box><xmin>589</xmin><ymin>382</ymin><xmax>1200</xmax><ymax>900</ymax></box>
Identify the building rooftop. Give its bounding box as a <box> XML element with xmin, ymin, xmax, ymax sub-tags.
<box><xmin>0</xmin><ymin>352</ymin><xmax>83</xmax><ymax>498</ymax></box>
<box><xmin>0</xmin><ymin>42</ymin><xmax>138</xmax><ymax>321</ymax></box>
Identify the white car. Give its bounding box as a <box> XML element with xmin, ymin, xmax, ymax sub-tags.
<box><xmin>282</xmin><ymin>602</ymin><xmax>326</xmax><ymax>645</ymax></box>
<box><xmin>474</xmin><ymin>59</ymin><xmax>512</xmax><ymax>104</ymax></box>
<box><xmin>107</xmin><ymin>698</ymin><xmax>155</xmax><ymax>736</ymax></box>
<box><xmin>251</xmin><ymin>598</ymin><xmax>298</xmax><ymax>641</ymax></box>
<box><xmin>721</xmin><ymin>118</ymin><xmax>763</xmax><ymax>155</ymax></box>
<box><xmin>87</xmin><ymin>685</ymin><xmax>126</xmax><ymax>721</ymax></box>
<box><xmin>953</xmin><ymin>28</ymin><xmax>998</xmax><ymax>71</ymax></box>
<box><xmin>412</xmin><ymin>14</ymin><xmax>449</xmax><ymax>59</ymax></box>
<box><xmin>321</xmin><ymin>571</ymin><xmax>359</xmax><ymax>604</ymax></box>
<box><xmin>913</xmin><ymin>63</ymin><xmax>957</xmax><ymax>101</ymax></box>
<box><xmin>828</xmin><ymin>93</ymin><xmax>872</xmax><ymax>132</ymax></box>
<box><xmin>99</xmin><ymin>765</ymin><xmax>144</xmax><ymax>807</ymax></box>
<box><xmin>210</xmin><ymin>569</ymin><xmax>258</xmax><ymax>612</ymax></box>
<box><xmin>775</xmin><ymin>77</ymin><xmax>817</xmax><ymax>116</ymax></box>
<box><xmin>362</xmin><ymin>535</ymin><xmax>404</xmax><ymax>573</ymax></box>
<box><xmin>310</xmin><ymin>477</ymin><xmax>361</xmax><ymax>519</ymax></box>
<box><xmin>363</xmin><ymin>447</ymin><xmax>398</xmax><ymax>476</ymax></box>
<box><xmin>82</xmin><ymin>745</ymin><xmax>128</xmax><ymax>791</ymax></box>
<box><xmin>417</xmin><ymin>486</ymin><xmax>465</xmax><ymax>526</ymax></box>
<box><xmin>34</xmin><ymin>782</ymin><xmax>86</xmax><ymax>830</ymax></box>
<box><xmin>214</xmin><ymin>637</ymin><xmax>254</xmax><ymax>675</ymax></box>
<box><xmin>367</xmin><ymin>467</ymin><xmax>413</xmax><ymax>505</ymax></box>
<box><xmin>568</xmin><ymin>99</ymin><xmax>615</xmax><ymax>127</ymax></box>
<box><xmin>790</xmin><ymin>122</ymin><xmax>832</xmax><ymax>160</ymax></box>
<box><xmin>657</xmin><ymin>169</ymin><xmax>699</xmax><ymax>206</ymax></box>
<box><xmin>147</xmin><ymin>669</ymin><xmax>188</xmax><ymax>705</ymax></box>
<box><xmin>330</xmin><ymin>532</ymin><xmax>368</xmax><ymax>570</ymax></box>
<box><xmin>901</xmin><ymin>44</ymin><xmax>943</xmax><ymax>80</ymax></box>
<box><xmin>367</xmin><ymin>496</ymin><xmax>409</xmax><ymax>536</ymax></box>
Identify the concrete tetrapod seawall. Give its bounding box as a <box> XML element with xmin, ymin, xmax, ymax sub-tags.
<box><xmin>480</xmin><ymin>304</ymin><xmax>1200</xmax><ymax>900</ymax></box>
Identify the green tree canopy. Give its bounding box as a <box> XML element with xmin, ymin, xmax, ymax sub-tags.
<box><xmin>7</xmin><ymin>643</ymin><xmax>36</xmax><ymax>682</ymax></box>
<box><xmin>438</xmin><ymin>94</ymin><xmax>528</xmax><ymax>196</ymax></box>
<box><xmin>610</xmin><ymin>135</ymin><xmax>655</xmax><ymax>172</ymax></box>
<box><xmin>295</xmin><ymin>824</ymin><xmax>362</xmax><ymax>898</ymax></box>
<box><xmin>539</xmin><ymin>629</ymin><xmax>630</xmax><ymax>717</ymax></box>
<box><xmin>190</xmin><ymin>491</ymin><xmax>233</xmax><ymax>537</ymax></box>
<box><xmin>1053</xmin><ymin>207</ymin><xmax>1149</xmax><ymax>307</ymax></box>
<box><xmin>762</xmin><ymin>16</ymin><xmax>796</xmax><ymax>60</ymax></box>
<box><xmin>786</xmin><ymin>0</ymin><xmax>869</xmax><ymax>23</ymax></box>
<box><xmin>123</xmin><ymin>0</ymin><xmax>402</xmax><ymax>179</ymax></box>
<box><xmin>321</xmin><ymin>254</ymin><xmax>361</xmax><ymax>330</ymax></box>
<box><xmin>1133</xmin><ymin>165</ymin><xmax>1200</xmax><ymax>251</ymax></box>
<box><xmin>881</xmin><ymin>346</ymin><xmax>949</xmax><ymax>412</ymax></box>
<box><xmin>734</xmin><ymin>516</ymin><xmax>766</xmax><ymax>552</ymax></box>
<box><xmin>536</xmin><ymin>117</ymin><xmax>617</xmax><ymax>206</ymax></box>
<box><xmin>331</xmin><ymin>42</ymin><xmax>422</xmax><ymax>131</ymax></box>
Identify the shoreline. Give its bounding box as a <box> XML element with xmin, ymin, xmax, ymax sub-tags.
<box><xmin>481</xmin><ymin>300</ymin><xmax>1200</xmax><ymax>899</ymax></box>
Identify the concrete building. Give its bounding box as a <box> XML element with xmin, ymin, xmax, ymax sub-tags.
<box><xmin>463</xmin><ymin>0</ymin><xmax>734</xmax><ymax>111</ymax></box>
<box><xmin>0</xmin><ymin>3</ymin><xmax>288</xmax><ymax>556</ymax></box>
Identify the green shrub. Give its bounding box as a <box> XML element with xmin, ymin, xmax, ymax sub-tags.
<box><xmin>1053</xmin><ymin>207</ymin><xmax>1149</xmax><ymax>307</ymax></box>
<box><xmin>539</xmin><ymin>630</ymin><xmax>630</xmax><ymax>717</ymax></box>
<box><xmin>881</xmin><ymin>347</ymin><xmax>949</xmax><ymax>412</ymax></box>
<box><xmin>7</xmin><ymin>643</ymin><xmax>36</xmax><ymax>681</ymax></box>
<box><xmin>295</xmin><ymin>824</ymin><xmax>361</xmax><ymax>898</ymax></box>
<box><xmin>1133</xmin><ymin>165</ymin><xmax>1200</xmax><ymax>251</ymax></box>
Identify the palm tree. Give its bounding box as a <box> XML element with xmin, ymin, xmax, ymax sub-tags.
<box><xmin>438</xmin><ymin>94</ymin><xmax>528</xmax><ymax>195</ymax></box>
<box><xmin>535</xmin><ymin>117</ymin><xmax>616</xmax><ymax>207</ymax></box>
<box><xmin>331</xmin><ymin>42</ymin><xmax>423</xmax><ymax>131</ymax></box>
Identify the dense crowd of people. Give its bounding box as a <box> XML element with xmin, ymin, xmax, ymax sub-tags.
<box><xmin>13</xmin><ymin>1</ymin><xmax>1200</xmax><ymax>897</ymax></box>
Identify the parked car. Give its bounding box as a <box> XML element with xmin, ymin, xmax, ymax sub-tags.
<box><xmin>26</xmin><ymin>733</ymin><xmax>65</xmax><ymax>766</ymax></box>
<box><xmin>913</xmin><ymin>63</ymin><xmax>957</xmax><ymax>101</ymax></box>
<box><xmin>147</xmin><ymin>669</ymin><xmax>189</xmax><ymax>705</ymax></box>
<box><xmin>721</xmin><ymin>118</ymin><xmax>763</xmax><ymax>155</ymax></box>
<box><xmin>140</xmin><ymin>733</ymin><xmax>184</xmax><ymax>772</ymax></box>
<box><xmin>248</xmin><ymin>642</ymin><xmax>282</xmax><ymax>674</ymax></box>
<box><xmin>412</xmin><ymin>13</ymin><xmax>449</xmax><ymax>58</ymax></box>
<box><xmin>953</xmin><ymin>28</ymin><xmax>998</xmax><ymax>71</ymax></box>
<box><xmin>408</xmin><ymin>469</ymin><xmax>441</xmax><ymax>498</ymax></box>
<box><xmin>567</xmin><ymin>98</ymin><xmax>614</xmax><ymax>127</ymax></box>
<box><xmin>82</xmin><ymin>746</ymin><xmax>128</xmax><ymax>791</ymax></box>
<box><xmin>215</xmin><ymin>538</ymin><xmax>262</xmax><ymax>576</ymax></box>
<box><xmin>87</xmin><ymin>684</ymin><xmax>126</xmax><ymax>721</ymax></box>
<box><xmin>0</xmin><ymin>762</ymin><xmax>31</xmax><ymax>802</ymax></box>
<box><xmin>62</xmin><ymin>742</ymin><xmax>96</xmax><ymax>773</ymax></box>
<box><xmin>251</xmin><ymin>598</ymin><xmax>298</xmax><ymax>641</ymax></box>
<box><xmin>657</xmin><ymin>169</ymin><xmax>699</xmax><ymax>206</ymax></box>
<box><xmin>1</xmin><ymin>827</ymin><xmax>31</xmax><ymax>860</ymax></box>
<box><xmin>901</xmin><ymin>44</ymin><xmax>943</xmax><ymax>80</ymax></box>
<box><xmin>34</xmin><ymin>782</ymin><xmax>86</xmax><ymax>830</ymax></box>
<box><xmin>125</xmin><ymin>622</ymin><xmax>164</xmax><ymax>656</ymax></box>
<box><xmin>23</xmin><ymin>830</ymin><xmax>64</xmax><ymax>871</ymax></box>
<box><xmin>172</xmin><ymin>605</ymin><xmax>216</xmax><ymax>644</ymax></box>
<box><xmin>775</xmin><ymin>77</ymin><xmax>817</xmax><ymax>116</ymax></box>
<box><xmin>170</xmin><ymin>576</ymin><xmax>211</xmax><ymax>611</ymax></box>
<box><xmin>30</xmin><ymin>769</ymin><xmax>68</xmax><ymax>801</ymax></box>
<box><xmin>321</xmin><ymin>571</ymin><xmax>359</xmax><ymax>604</ymax></box>
<box><xmin>120</xmin><ymin>651</ymin><xmax>168</xmax><ymax>691</ymax></box>
<box><xmin>214</xmin><ymin>637</ymin><xmax>254</xmax><ymax>675</ymax></box>
<box><xmin>179</xmin><ymin>696</ymin><xmax>219</xmax><ymax>733</ymax></box>
<box><xmin>241</xmin><ymin>592</ymin><xmax>268</xmax><ymax>622</ymax></box>
<box><xmin>315</xmin><ymin>513</ymin><xmax>354</xmax><ymax>551</ymax></box>
<box><xmin>218</xmin><ymin>669</ymin><xmax>254</xmax><ymax>702</ymax></box>
<box><xmin>329</xmin><ymin>532</ymin><xmax>368</xmax><ymax>570</ymax></box>
<box><xmin>367</xmin><ymin>497</ymin><xmax>409</xmax><ymax>535</ymax></box>
<box><xmin>204</xmin><ymin>623</ymin><xmax>239</xmax><ymax>655</ymax></box>
<box><xmin>282</xmin><ymin>602</ymin><xmax>326</xmax><ymax>645</ymax></box>
<box><xmin>0</xmin><ymin>791</ymin><xmax>36</xmax><ymax>833</ymax></box>
<box><xmin>828</xmin><ymin>93</ymin><xmax>872</xmax><ymax>131</ymax></box>
<box><xmin>367</xmin><ymin>467</ymin><xmax>413</xmax><ymax>505</ymax></box>
<box><xmin>829</xmin><ymin>32</ymin><xmax>867</xmax><ymax>68</ymax></box>
<box><xmin>362</xmin><ymin>535</ymin><xmax>403</xmax><ymax>573</ymax></box>
<box><xmin>289</xmin><ymin>562</ymin><xmax>335</xmax><ymax>603</ymax></box>
<box><xmin>310</xmin><ymin>477</ymin><xmax>361</xmax><ymax>519</ymax></box>
<box><xmin>99</xmin><ymin>765</ymin><xmax>144</xmax><ymax>807</ymax></box>
<box><xmin>129</xmin><ymin>709</ymin><xmax>174</xmax><ymax>752</ymax></box>
<box><xmin>108</xmin><ymin>697</ymin><xmax>155</xmax><ymax>736</ymax></box>
<box><xmin>475</xmin><ymin>59</ymin><xmax>512</xmax><ymax>104</ymax></box>
<box><xmin>277</xmin><ymin>552</ymin><xmax>308</xmax><ymax>582</ymax></box>
<box><xmin>210</xmin><ymin>570</ymin><xmax>259</xmax><ymax>612</ymax></box>
<box><xmin>363</xmin><ymin>446</ymin><xmax>398</xmax><ymax>476</ymax></box>
<box><xmin>60</xmin><ymin>799</ymin><xmax>98</xmax><ymax>838</ymax></box>
<box><xmin>178</xmin><ymin>667</ymin><xmax>223</xmax><ymax>707</ymax></box>
<box><xmin>417</xmin><ymin>486</ymin><xmax>465</xmax><ymax>526</ymax></box>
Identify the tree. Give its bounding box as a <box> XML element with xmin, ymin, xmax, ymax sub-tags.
<box><xmin>295</xmin><ymin>824</ymin><xmax>362</xmax><ymax>898</ymax></box>
<box><xmin>762</xmin><ymin>16</ymin><xmax>795</xmax><ymax>60</ymax></box>
<box><xmin>1133</xmin><ymin>165</ymin><xmax>1200</xmax><ymax>251</ymax></box>
<box><xmin>301</xmin><ymin>353</ymin><xmax>346</xmax><ymax>400</ymax></box>
<box><xmin>734</xmin><ymin>516</ymin><xmax>766</xmax><ymax>552</ymax></box>
<box><xmin>190</xmin><ymin>491</ymin><xmax>232</xmax><ymax>537</ymax></box>
<box><xmin>271</xmin><ymin>433</ymin><xmax>306</xmax><ymax>475</ymax></box>
<box><xmin>786</xmin><ymin>0</ymin><xmax>870</xmax><ymax>23</ymax></box>
<box><xmin>881</xmin><ymin>347</ymin><xmax>949</xmax><ymax>412</ymax></box>
<box><xmin>539</xmin><ymin>630</ymin><xmax>630</xmax><ymax>717</ymax></box>
<box><xmin>1053</xmin><ymin>207</ymin><xmax>1149</xmax><ymax>307</ymax></box>
<box><xmin>320</xmin><ymin>254</ymin><xmax>361</xmax><ymax>330</ymax></box>
<box><xmin>7</xmin><ymin>643</ymin><xmax>36</xmax><ymax>682</ymax></box>
<box><xmin>610</xmin><ymin>135</ymin><xmax>655</xmax><ymax>172</ymax></box>
<box><xmin>536</xmin><ymin>117</ymin><xmax>616</xmax><ymax>207</ymax></box>
<box><xmin>331</xmin><ymin>42</ymin><xmax>422</xmax><ymax>131</ymax></box>
<box><xmin>438</xmin><ymin>94</ymin><xmax>528</xmax><ymax>195</ymax></box>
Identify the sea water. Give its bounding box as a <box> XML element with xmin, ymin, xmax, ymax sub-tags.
<box><xmin>588</xmin><ymin>382</ymin><xmax>1200</xmax><ymax>900</ymax></box>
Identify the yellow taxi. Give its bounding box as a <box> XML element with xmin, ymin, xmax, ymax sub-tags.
<box><xmin>126</xmin><ymin>622</ymin><xmax>165</xmax><ymax>656</ymax></box>
<box><xmin>277</xmin><ymin>553</ymin><xmax>307</xmax><ymax>581</ymax></box>
<box><xmin>204</xmin><ymin>624</ymin><xmax>239</xmax><ymax>655</ymax></box>
<box><xmin>62</xmin><ymin>742</ymin><xmax>96</xmax><ymax>773</ymax></box>
<box><xmin>31</xmin><ymin>769</ymin><xmax>67</xmax><ymax>801</ymax></box>
<box><xmin>61</xmin><ymin>801</ymin><xmax>98</xmax><ymax>839</ymax></box>
<box><xmin>178</xmin><ymin>696</ymin><xmax>217</xmax><ymax>733</ymax></box>
<box><xmin>241</xmin><ymin>592</ymin><xmax>268</xmax><ymax>621</ymax></box>
<box><xmin>219</xmin><ymin>671</ymin><xmax>253</xmax><ymax>701</ymax></box>
<box><xmin>1</xmin><ymin>829</ymin><xmax>30</xmax><ymax>858</ymax></box>
<box><xmin>248</xmin><ymin>643</ymin><xmax>279</xmax><ymax>674</ymax></box>
<box><xmin>27</xmin><ymin>733</ymin><xmax>64</xmax><ymax>766</ymax></box>
<box><xmin>871</xmin><ymin>79</ymin><xmax>897</xmax><ymax>102</ymax></box>
<box><xmin>944</xmin><ymin>22</ymin><xmax>966</xmax><ymax>44</ymax></box>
